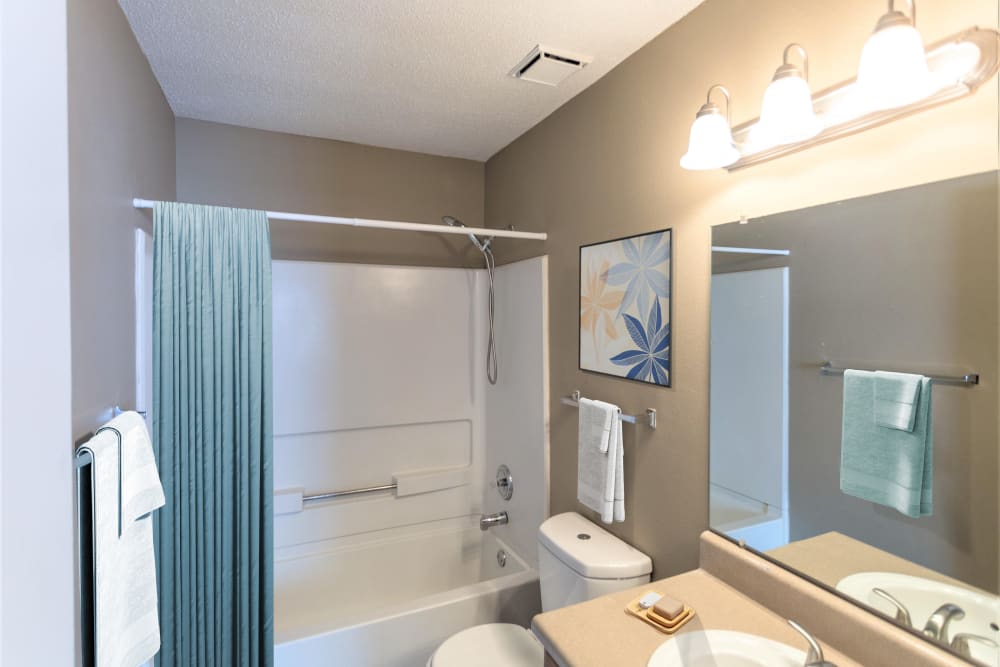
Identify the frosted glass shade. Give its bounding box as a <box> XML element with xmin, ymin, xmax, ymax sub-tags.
<box><xmin>752</xmin><ymin>75</ymin><xmax>822</xmax><ymax>148</ymax></box>
<box><xmin>680</xmin><ymin>112</ymin><xmax>739</xmax><ymax>170</ymax></box>
<box><xmin>857</xmin><ymin>21</ymin><xmax>933</xmax><ymax>110</ymax></box>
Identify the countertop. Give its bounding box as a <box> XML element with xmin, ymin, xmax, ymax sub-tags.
<box><xmin>767</xmin><ymin>531</ymin><xmax>987</xmax><ymax>594</ymax></box>
<box><xmin>531</xmin><ymin>568</ymin><xmax>858</xmax><ymax>667</ymax></box>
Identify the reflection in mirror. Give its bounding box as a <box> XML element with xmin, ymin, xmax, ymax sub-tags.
<box><xmin>709</xmin><ymin>171</ymin><xmax>1000</xmax><ymax>665</ymax></box>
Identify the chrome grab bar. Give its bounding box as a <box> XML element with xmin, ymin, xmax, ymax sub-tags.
<box><xmin>302</xmin><ymin>482</ymin><xmax>398</xmax><ymax>503</ymax></box>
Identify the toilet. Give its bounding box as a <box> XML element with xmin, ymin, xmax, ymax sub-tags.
<box><xmin>427</xmin><ymin>512</ymin><xmax>652</xmax><ymax>666</ymax></box>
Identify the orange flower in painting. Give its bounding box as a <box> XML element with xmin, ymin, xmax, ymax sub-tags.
<box><xmin>581</xmin><ymin>260</ymin><xmax>624</xmax><ymax>343</ymax></box>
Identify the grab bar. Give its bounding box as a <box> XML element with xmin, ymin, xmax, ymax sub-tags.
<box><xmin>302</xmin><ymin>482</ymin><xmax>398</xmax><ymax>503</ymax></box>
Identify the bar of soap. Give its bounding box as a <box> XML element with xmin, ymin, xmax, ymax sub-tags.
<box><xmin>652</xmin><ymin>596</ymin><xmax>684</xmax><ymax>621</ymax></box>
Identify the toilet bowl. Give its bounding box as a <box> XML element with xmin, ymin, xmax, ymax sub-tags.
<box><xmin>427</xmin><ymin>512</ymin><xmax>652</xmax><ymax>667</ymax></box>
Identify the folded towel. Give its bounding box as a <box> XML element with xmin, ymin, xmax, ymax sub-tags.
<box><xmin>874</xmin><ymin>371</ymin><xmax>922</xmax><ymax>432</ymax></box>
<box><xmin>840</xmin><ymin>370</ymin><xmax>933</xmax><ymax>518</ymax></box>
<box><xmin>577</xmin><ymin>397</ymin><xmax>612</xmax><ymax>516</ymax></box>
<box><xmin>81</xmin><ymin>411</ymin><xmax>165</xmax><ymax>667</ymax></box>
<box><xmin>576</xmin><ymin>397</ymin><xmax>625</xmax><ymax>524</ymax></box>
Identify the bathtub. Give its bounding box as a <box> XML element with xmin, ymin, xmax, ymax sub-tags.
<box><xmin>710</xmin><ymin>483</ymin><xmax>788</xmax><ymax>551</ymax></box>
<box><xmin>274</xmin><ymin>517</ymin><xmax>541</xmax><ymax>667</ymax></box>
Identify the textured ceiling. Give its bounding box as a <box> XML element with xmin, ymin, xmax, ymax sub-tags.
<box><xmin>118</xmin><ymin>1</ymin><xmax>705</xmax><ymax>160</ymax></box>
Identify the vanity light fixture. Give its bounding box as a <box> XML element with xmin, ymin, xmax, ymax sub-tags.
<box><xmin>679</xmin><ymin>85</ymin><xmax>739</xmax><ymax>170</ymax></box>
<box><xmin>751</xmin><ymin>43</ymin><xmax>822</xmax><ymax>148</ymax></box>
<box><xmin>856</xmin><ymin>0</ymin><xmax>933</xmax><ymax>110</ymax></box>
<box><xmin>679</xmin><ymin>6</ymin><xmax>1000</xmax><ymax>171</ymax></box>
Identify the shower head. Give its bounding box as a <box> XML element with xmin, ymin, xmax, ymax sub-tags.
<box><xmin>442</xmin><ymin>215</ymin><xmax>492</xmax><ymax>253</ymax></box>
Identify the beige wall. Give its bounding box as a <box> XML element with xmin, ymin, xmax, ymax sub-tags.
<box><xmin>485</xmin><ymin>0</ymin><xmax>1000</xmax><ymax>577</ymax></box>
<box><xmin>715</xmin><ymin>172</ymin><xmax>999</xmax><ymax>591</ymax></box>
<box><xmin>175</xmin><ymin>119</ymin><xmax>487</xmax><ymax>267</ymax></box>
<box><xmin>68</xmin><ymin>0</ymin><xmax>176</xmax><ymax>436</ymax></box>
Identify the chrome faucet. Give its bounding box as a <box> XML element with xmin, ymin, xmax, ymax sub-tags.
<box><xmin>788</xmin><ymin>620</ymin><xmax>837</xmax><ymax>667</ymax></box>
<box><xmin>480</xmin><ymin>511</ymin><xmax>508</xmax><ymax>531</ymax></box>
<box><xmin>922</xmin><ymin>603</ymin><xmax>965</xmax><ymax>642</ymax></box>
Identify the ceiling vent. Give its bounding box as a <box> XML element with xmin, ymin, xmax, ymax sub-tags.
<box><xmin>510</xmin><ymin>45</ymin><xmax>591</xmax><ymax>86</ymax></box>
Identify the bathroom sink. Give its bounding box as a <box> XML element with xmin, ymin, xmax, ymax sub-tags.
<box><xmin>837</xmin><ymin>572</ymin><xmax>1000</xmax><ymax>663</ymax></box>
<box><xmin>647</xmin><ymin>630</ymin><xmax>805</xmax><ymax>667</ymax></box>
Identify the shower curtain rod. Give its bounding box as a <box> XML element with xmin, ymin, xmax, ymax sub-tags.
<box><xmin>132</xmin><ymin>198</ymin><xmax>547</xmax><ymax>241</ymax></box>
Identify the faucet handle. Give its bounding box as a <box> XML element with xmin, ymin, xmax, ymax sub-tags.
<box><xmin>871</xmin><ymin>588</ymin><xmax>912</xmax><ymax>627</ymax></box>
<box><xmin>788</xmin><ymin>620</ymin><xmax>837</xmax><ymax>667</ymax></box>
<box><xmin>950</xmin><ymin>633</ymin><xmax>998</xmax><ymax>659</ymax></box>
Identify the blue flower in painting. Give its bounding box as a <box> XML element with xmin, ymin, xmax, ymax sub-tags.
<box><xmin>603</xmin><ymin>232</ymin><xmax>670</xmax><ymax>319</ymax></box>
<box><xmin>609</xmin><ymin>299</ymin><xmax>670</xmax><ymax>385</ymax></box>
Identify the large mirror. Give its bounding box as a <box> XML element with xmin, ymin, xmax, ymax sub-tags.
<box><xmin>709</xmin><ymin>171</ymin><xmax>999</xmax><ymax>665</ymax></box>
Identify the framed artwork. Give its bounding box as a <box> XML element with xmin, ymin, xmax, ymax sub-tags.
<box><xmin>579</xmin><ymin>228</ymin><xmax>672</xmax><ymax>387</ymax></box>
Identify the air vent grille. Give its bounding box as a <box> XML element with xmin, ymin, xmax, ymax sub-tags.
<box><xmin>510</xmin><ymin>45</ymin><xmax>591</xmax><ymax>86</ymax></box>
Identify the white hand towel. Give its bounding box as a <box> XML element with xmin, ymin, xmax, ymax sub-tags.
<box><xmin>82</xmin><ymin>411</ymin><xmax>164</xmax><ymax>667</ymax></box>
<box><xmin>577</xmin><ymin>398</ymin><xmax>625</xmax><ymax>524</ymax></box>
<box><xmin>577</xmin><ymin>397</ymin><xmax>613</xmax><ymax>515</ymax></box>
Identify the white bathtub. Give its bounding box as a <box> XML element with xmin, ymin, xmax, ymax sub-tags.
<box><xmin>274</xmin><ymin>517</ymin><xmax>541</xmax><ymax>667</ymax></box>
<box><xmin>709</xmin><ymin>483</ymin><xmax>788</xmax><ymax>551</ymax></box>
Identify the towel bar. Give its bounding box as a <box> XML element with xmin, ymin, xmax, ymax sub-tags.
<box><xmin>561</xmin><ymin>390</ymin><xmax>657</xmax><ymax>429</ymax></box>
<box><xmin>819</xmin><ymin>362</ymin><xmax>979</xmax><ymax>386</ymax></box>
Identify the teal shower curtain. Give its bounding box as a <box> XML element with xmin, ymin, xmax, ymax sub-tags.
<box><xmin>152</xmin><ymin>202</ymin><xmax>274</xmax><ymax>666</ymax></box>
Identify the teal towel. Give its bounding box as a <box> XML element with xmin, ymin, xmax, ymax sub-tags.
<box><xmin>840</xmin><ymin>370</ymin><xmax>933</xmax><ymax>518</ymax></box>
<box><xmin>874</xmin><ymin>370</ymin><xmax>922</xmax><ymax>432</ymax></box>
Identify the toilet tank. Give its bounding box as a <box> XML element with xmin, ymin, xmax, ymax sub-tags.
<box><xmin>537</xmin><ymin>512</ymin><xmax>652</xmax><ymax>611</ymax></box>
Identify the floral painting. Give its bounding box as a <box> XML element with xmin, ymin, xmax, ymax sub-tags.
<box><xmin>580</xmin><ymin>229</ymin><xmax>671</xmax><ymax>386</ymax></box>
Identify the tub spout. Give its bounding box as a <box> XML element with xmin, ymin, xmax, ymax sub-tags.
<box><xmin>480</xmin><ymin>511</ymin><xmax>508</xmax><ymax>531</ymax></box>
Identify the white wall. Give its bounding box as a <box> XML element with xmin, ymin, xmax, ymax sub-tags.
<box><xmin>271</xmin><ymin>261</ymin><xmax>488</xmax><ymax>553</ymax></box>
<box><xmin>484</xmin><ymin>257</ymin><xmax>550</xmax><ymax>567</ymax></box>
<box><xmin>710</xmin><ymin>268</ymin><xmax>788</xmax><ymax>511</ymax></box>
<box><xmin>0</xmin><ymin>0</ymin><xmax>76</xmax><ymax>664</ymax></box>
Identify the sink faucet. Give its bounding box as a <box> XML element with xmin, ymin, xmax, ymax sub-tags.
<box><xmin>787</xmin><ymin>620</ymin><xmax>837</xmax><ymax>667</ymax></box>
<box><xmin>480</xmin><ymin>511</ymin><xmax>508</xmax><ymax>531</ymax></box>
<box><xmin>922</xmin><ymin>603</ymin><xmax>965</xmax><ymax>642</ymax></box>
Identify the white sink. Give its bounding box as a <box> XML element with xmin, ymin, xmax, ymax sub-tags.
<box><xmin>837</xmin><ymin>571</ymin><xmax>1000</xmax><ymax>664</ymax></box>
<box><xmin>647</xmin><ymin>630</ymin><xmax>806</xmax><ymax>667</ymax></box>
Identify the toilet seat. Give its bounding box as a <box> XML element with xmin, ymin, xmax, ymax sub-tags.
<box><xmin>428</xmin><ymin>623</ymin><xmax>544</xmax><ymax>667</ymax></box>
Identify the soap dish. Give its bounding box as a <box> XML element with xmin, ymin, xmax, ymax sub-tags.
<box><xmin>625</xmin><ymin>592</ymin><xmax>696</xmax><ymax>635</ymax></box>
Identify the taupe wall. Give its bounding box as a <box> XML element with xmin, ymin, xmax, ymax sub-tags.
<box><xmin>715</xmin><ymin>173</ymin><xmax>999</xmax><ymax>591</ymax></box>
<box><xmin>68</xmin><ymin>0</ymin><xmax>176</xmax><ymax>436</ymax></box>
<box><xmin>485</xmin><ymin>0</ymin><xmax>999</xmax><ymax>578</ymax></box>
<box><xmin>175</xmin><ymin>119</ymin><xmax>486</xmax><ymax>267</ymax></box>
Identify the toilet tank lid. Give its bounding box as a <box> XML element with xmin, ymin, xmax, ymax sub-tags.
<box><xmin>538</xmin><ymin>512</ymin><xmax>652</xmax><ymax>579</ymax></box>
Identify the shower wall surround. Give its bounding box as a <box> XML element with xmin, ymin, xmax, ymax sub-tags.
<box><xmin>272</xmin><ymin>261</ymin><xmax>487</xmax><ymax>549</ymax></box>
<box><xmin>271</xmin><ymin>258</ymin><xmax>549</xmax><ymax>556</ymax></box>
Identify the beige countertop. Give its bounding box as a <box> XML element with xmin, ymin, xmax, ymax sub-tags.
<box><xmin>767</xmin><ymin>531</ymin><xmax>987</xmax><ymax>595</ymax></box>
<box><xmin>531</xmin><ymin>568</ymin><xmax>858</xmax><ymax>667</ymax></box>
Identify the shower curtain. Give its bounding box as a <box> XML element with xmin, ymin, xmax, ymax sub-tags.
<box><xmin>152</xmin><ymin>202</ymin><xmax>274</xmax><ymax>666</ymax></box>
